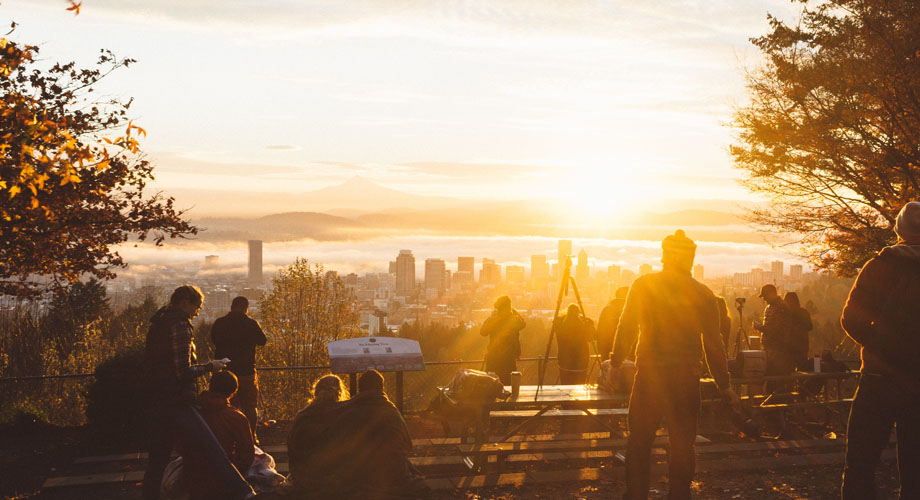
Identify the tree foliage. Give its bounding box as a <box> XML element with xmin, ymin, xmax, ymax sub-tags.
<box><xmin>0</xmin><ymin>35</ymin><xmax>196</xmax><ymax>296</ymax></box>
<box><xmin>258</xmin><ymin>258</ymin><xmax>361</xmax><ymax>368</ymax></box>
<box><xmin>732</xmin><ymin>0</ymin><xmax>920</xmax><ymax>276</ymax></box>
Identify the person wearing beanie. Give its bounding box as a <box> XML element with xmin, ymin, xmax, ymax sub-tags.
<box><xmin>480</xmin><ymin>295</ymin><xmax>527</xmax><ymax>384</ymax></box>
<box><xmin>610</xmin><ymin>230</ymin><xmax>738</xmax><ymax>500</ymax></box>
<box><xmin>840</xmin><ymin>202</ymin><xmax>920</xmax><ymax>498</ymax></box>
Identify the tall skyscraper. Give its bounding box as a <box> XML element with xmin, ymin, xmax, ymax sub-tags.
<box><xmin>457</xmin><ymin>256</ymin><xmax>475</xmax><ymax>278</ymax></box>
<box><xmin>576</xmin><ymin>248</ymin><xmax>590</xmax><ymax>282</ymax></box>
<box><xmin>693</xmin><ymin>264</ymin><xmax>704</xmax><ymax>281</ymax></box>
<box><xmin>530</xmin><ymin>254</ymin><xmax>549</xmax><ymax>285</ymax></box>
<box><xmin>395</xmin><ymin>250</ymin><xmax>415</xmax><ymax>294</ymax></box>
<box><xmin>248</xmin><ymin>240</ymin><xmax>263</xmax><ymax>286</ymax></box>
<box><xmin>425</xmin><ymin>258</ymin><xmax>447</xmax><ymax>292</ymax></box>
<box><xmin>480</xmin><ymin>258</ymin><xmax>501</xmax><ymax>285</ymax></box>
<box><xmin>558</xmin><ymin>239</ymin><xmax>573</xmax><ymax>268</ymax></box>
<box><xmin>790</xmin><ymin>264</ymin><xmax>803</xmax><ymax>281</ymax></box>
<box><xmin>771</xmin><ymin>260</ymin><xmax>784</xmax><ymax>279</ymax></box>
<box><xmin>505</xmin><ymin>265</ymin><xmax>525</xmax><ymax>283</ymax></box>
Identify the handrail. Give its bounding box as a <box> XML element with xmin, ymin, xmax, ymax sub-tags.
<box><xmin>0</xmin><ymin>356</ymin><xmax>567</xmax><ymax>382</ymax></box>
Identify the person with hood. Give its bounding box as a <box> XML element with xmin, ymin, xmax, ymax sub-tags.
<box><xmin>783</xmin><ymin>292</ymin><xmax>813</xmax><ymax>370</ymax></box>
<box><xmin>555</xmin><ymin>303</ymin><xmax>595</xmax><ymax>384</ymax></box>
<box><xmin>211</xmin><ymin>296</ymin><xmax>268</xmax><ymax>439</ymax></box>
<box><xmin>480</xmin><ymin>296</ymin><xmax>526</xmax><ymax>384</ymax></box>
<box><xmin>336</xmin><ymin>370</ymin><xmax>428</xmax><ymax>500</ymax></box>
<box><xmin>610</xmin><ymin>230</ymin><xmax>738</xmax><ymax>500</ymax></box>
<box><xmin>596</xmin><ymin>287</ymin><xmax>629</xmax><ymax>361</ymax></box>
<box><xmin>285</xmin><ymin>375</ymin><xmax>348</xmax><ymax>498</ymax></box>
<box><xmin>840</xmin><ymin>201</ymin><xmax>920</xmax><ymax>499</ymax></box>
<box><xmin>142</xmin><ymin>285</ymin><xmax>254</xmax><ymax>500</ymax></box>
<box><xmin>179</xmin><ymin>370</ymin><xmax>255</xmax><ymax>500</ymax></box>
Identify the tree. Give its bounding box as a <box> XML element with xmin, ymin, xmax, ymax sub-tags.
<box><xmin>258</xmin><ymin>259</ymin><xmax>361</xmax><ymax>368</ymax></box>
<box><xmin>731</xmin><ymin>0</ymin><xmax>920</xmax><ymax>276</ymax></box>
<box><xmin>0</xmin><ymin>36</ymin><xmax>196</xmax><ymax>296</ymax></box>
<box><xmin>43</xmin><ymin>278</ymin><xmax>110</xmax><ymax>357</ymax></box>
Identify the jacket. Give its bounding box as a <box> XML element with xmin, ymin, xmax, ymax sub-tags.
<box><xmin>212</xmin><ymin>311</ymin><xmax>267</xmax><ymax>376</ymax></box>
<box><xmin>144</xmin><ymin>306</ymin><xmax>211</xmax><ymax>405</ymax></box>
<box><xmin>841</xmin><ymin>244</ymin><xmax>920</xmax><ymax>389</ymax></box>
<box><xmin>480</xmin><ymin>309</ymin><xmax>526</xmax><ymax>361</ymax></box>
<box><xmin>612</xmin><ymin>268</ymin><xmax>730</xmax><ymax>390</ymax></box>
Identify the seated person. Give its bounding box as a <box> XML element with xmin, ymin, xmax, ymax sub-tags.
<box><xmin>179</xmin><ymin>370</ymin><xmax>255</xmax><ymax>500</ymax></box>
<box><xmin>336</xmin><ymin>370</ymin><xmax>428</xmax><ymax>500</ymax></box>
<box><xmin>285</xmin><ymin>375</ymin><xmax>348</xmax><ymax>496</ymax></box>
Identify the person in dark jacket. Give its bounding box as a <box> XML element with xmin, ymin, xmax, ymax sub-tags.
<box><xmin>596</xmin><ymin>287</ymin><xmax>629</xmax><ymax>361</ymax></box>
<box><xmin>840</xmin><ymin>201</ymin><xmax>920</xmax><ymax>499</ymax></box>
<box><xmin>286</xmin><ymin>375</ymin><xmax>348</xmax><ymax>498</ymax></box>
<box><xmin>336</xmin><ymin>370</ymin><xmax>428</xmax><ymax>500</ymax></box>
<box><xmin>754</xmin><ymin>284</ymin><xmax>795</xmax><ymax>388</ymax></box>
<box><xmin>142</xmin><ymin>285</ymin><xmax>253</xmax><ymax>500</ymax></box>
<box><xmin>211</xmin><ymin>296</ymin><xmax>267</xmax><ymax>438</ymax></box>
<box><xmin>180</xmin><ymin>370</ymin><xmax>255</xmax><ymax>500</ymax></box>
<box><xmin>783</xmin><ymin>292</ymin><xmax>813</xmax><ymax>370</ymax></box>
<box><xmin>610</xmin><ymin>230</ymin><xmax>739</xmax><ymax>500</ymax></box>
<box><xmin>480</xmin><ymin>296</ymin><xmax>526</xmax><ymax>384</ymax></box>
<box><xmin>555</xmin><ymin>303</ymin><xmax>595</xmax><ymax>384</ymax></box>
<box><xmin>716</xmin><ymin>296</ymin><xmax>732</xmax><ymax>356</ymax></box>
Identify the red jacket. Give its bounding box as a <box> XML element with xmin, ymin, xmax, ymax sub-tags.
<box><xmin>179</xmin><ymin>391</ymin><xmax>254</xmax><ymax>499</ymax></box>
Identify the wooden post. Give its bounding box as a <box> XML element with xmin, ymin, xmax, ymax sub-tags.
<box><xmin>349</xmin><ymin>372</ymin><xmax>357</xmax><ymax>397</ymax></box>
<box><xmin>396</xmin><ymin>371</ymin><xmax>404</xmax><ymax>412</ymax></box>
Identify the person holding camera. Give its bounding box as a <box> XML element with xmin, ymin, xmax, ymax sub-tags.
<box><xmin>610</xmin><ymin>230</ymin><xmax>739</xmax><ymax>500</ymax></box>
<box><xmin>480</xmin><ymin>295</ymin><xmax>526</xmax><ymax>385</ymax></box>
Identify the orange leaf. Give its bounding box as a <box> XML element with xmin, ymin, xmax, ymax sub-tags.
<box><xmin>66</xmin><ymin>0</ymin><xmax>82</xmax><ymax>15</ymax></box>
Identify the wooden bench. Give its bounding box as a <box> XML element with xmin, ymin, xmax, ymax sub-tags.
<box><xmin>457</xmin><ymin>434</ymin><xmax>709</xmax><ymax>472</ymax></box>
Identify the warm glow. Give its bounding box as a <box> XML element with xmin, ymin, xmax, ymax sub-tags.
<box><xmin>559</xmin><ymin>164</ymin><xmax>651</xmax><ymax>222</ymax></box>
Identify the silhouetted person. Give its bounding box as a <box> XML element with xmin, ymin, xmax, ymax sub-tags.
<box><xmin>337</xmin><ymin>370</ymin><xmax>427</xmax><ymax>500</ymax></box>
<box><xmin>286</xmin><ymin>375</ymin><xmax>348</xmax><ymax>498</ymax></box>
<box><xmin>611</xmin><ymin>230</ymin><xmax>738</xmax><ymax>500</ymax></box>
<box><xmin>716</xmin><ymin>296</ymin><xmax>732</xmax><ymax>356</ymax></box>
<box><xmin>179</xmin><ymin>370</ymin><xmax>255</xmax><ymax>500</ymax></box>
<box><xmin>555</xmin><ymin>303</ymin><xmax>595</xmax><ymax>384</ymax></box>
<box><xmin>142</xmin><ymin>285</ymin><xmax>253</xmax><ymax>500</ymax></box>
<box><xmin>212</xmin><ymin>296</ymin><xmax>267</xmax><ymax>439</ymax></box>
<box><xmin>783</xmin><ymin>292</ymin><xmax>813</xmax><ymax>370</ymax></box>
<box><xmin>754</xmin><ymin>284</ymin><xmax>795</xmax><ymax>390</ymax></box>
<box><xmin>841</xmin><ymin>201</ymin><xmax>920</xmax><ymax>499</ymax></box>
<box><xmin>480</xmin><ymin>296</ymin><xmax>526</xmax><ymax>384</ymax></box>
<box><xmin>596</xmin><ymin>287</ymin><xmax>629</xmax><ymax>360</ymax></box>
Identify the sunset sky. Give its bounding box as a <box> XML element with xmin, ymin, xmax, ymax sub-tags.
<box><xmin>3</xmin><ymin>0</ymin><xmax>801</xmax><ymax>217</ymax></box>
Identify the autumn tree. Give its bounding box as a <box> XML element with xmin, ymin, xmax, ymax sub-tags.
<box><xmin>258</xmin><ymin>258</ymin><xmax>361</xmax><ymax>368</ymax></box>
<box><xmin>732</xmin><ymin>0</ymin><xmax>920</xmax><ymax>276</ymax></box>
<box><xmin>0</xmin><ymin>35</ymin><xmax>196</xmax><ymax>296</ymax></box>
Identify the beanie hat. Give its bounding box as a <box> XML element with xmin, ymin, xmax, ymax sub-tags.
<box><xmin>661</xmin><ymin>229</ymin><xmax>697</xmax><ymax>258</ymax></box>
<box><xmin>894</xmin><ymin>202</ymin><xmax>920</xmax><ymax>243</ymax></box>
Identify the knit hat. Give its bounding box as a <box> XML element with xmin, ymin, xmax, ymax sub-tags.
<box><xmin>661</xmin><ymin>229</ymin><xmax>697</xmax><ymax>258</ymax></box>
<box><xmin>894</xmin><ymin>202</ymin><xmax>920</xmax><ymax>243</ymax></box>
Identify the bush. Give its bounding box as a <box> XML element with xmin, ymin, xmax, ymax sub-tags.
<box><xmin>85</xmin><ymin>347</ymin><xmax>147</xmax><ymax>442</ymax></box>
<box><xmin>0</xmin><ymin>401</ymin><xmax>50</xmax><ymax>431</ymax></box>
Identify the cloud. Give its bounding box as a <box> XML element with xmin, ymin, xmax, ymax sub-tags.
<box><xmin>265</xmin><ymin>144</ymin><xmax>301</xmax><ymax>151</ymax></box>
<box><xmin>398</xmin><ymin>161</ymin><xmax>552</xmax><ymax>179</ymax></box>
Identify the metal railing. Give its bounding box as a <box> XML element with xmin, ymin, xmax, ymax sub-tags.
<box><xmin>0</xmin><ymin>356</ymin><xmax>578</xmax><ymax>425</ymax></box>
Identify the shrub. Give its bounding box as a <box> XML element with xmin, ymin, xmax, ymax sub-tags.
<box><xmin>0</xmin><ymin>400</ymin><xmax>50</xmax><ymax>431</ymax></box>
<box><xmin>85</xmin><ymin>347</ymin><xmax>147</xmax><ymax>442</ymax></box>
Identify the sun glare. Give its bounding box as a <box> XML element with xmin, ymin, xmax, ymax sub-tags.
<box><xmin>560</xmin><ymin>164</ymin><xmax>648</xmax><ymax>223</ymax></box>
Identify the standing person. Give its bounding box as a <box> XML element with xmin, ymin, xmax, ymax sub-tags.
<box><xmin>179</xmin><ymin>370</ymin><xmax>256</xmax><ymax>500</ymax></box>
<box><xmin>783</xmin><ymin>292</ymin><xmax>813</xmax><ymax>371</ymax></box>
<box><xmin>716</xmin><ymin>296</ymin><xmax>732</xmax><ymax>356</ymax></box>
<box><xmin>753</xmin><ymin>284</ymin><xmax>796</xmax><ymax>382</ymax></box>
<box><xmin>555</xmin><ymin>303</ymin><xmax>595</xmax><ymax>385</ymax></box>
<box><xmin>596</xmin><ymin>287</ymin><xmax>629</xmax><ymax>361</ymax></box>
<box><xmin>840</xmin><ymin>201</ymin><xmax>920</xmax><ymax>499</ymax></box>
<box><xmin>212</xmin><ymin>296</ymin><xmax>267</xmax><ymax>439</ymax></box>
<box><xmin>142</xmin><ymin>285</ymin><xmax>254</xmax><ymax>500</ymax></box>
<box><xmin>480</xmin><ymin>296</ymin><xmax>526</xmax><ymax>384</ymax></box>
<box><xmin>610</xmin><ymin>230</ymin><xmax>738</xmax><ymax>500</ymax></box>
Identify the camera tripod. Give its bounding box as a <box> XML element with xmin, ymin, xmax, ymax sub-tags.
<box><xmin>534</xmin><ymin>254</ymin><xmax>597</xmax><ymax>399</ymax></box>
<box><xmin>731</xmin><ymin>298</ymin><xmax>752</xmax><ymax>358</ymax></box>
